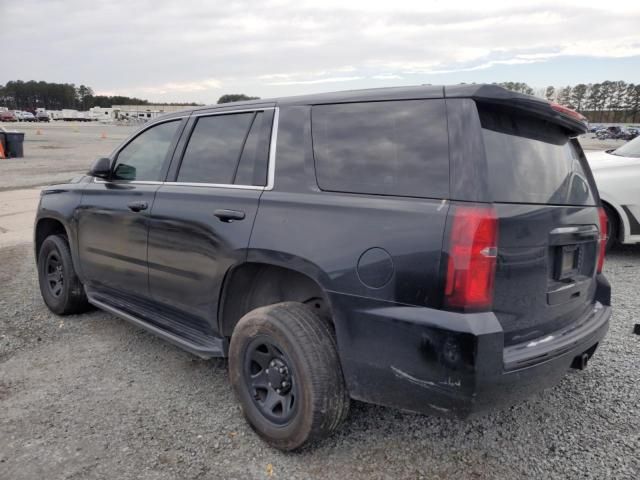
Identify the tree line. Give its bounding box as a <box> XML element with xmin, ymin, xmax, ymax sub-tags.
<box><xmin>0</xmin><ymin>80</ymin><xmax>200</xmax><ymax>111</ymax></box>
<box><xmin>495</xmin><ymin>81</ymin><xmax>640</xmax><ymax>123</ymax></box>
<box><xmin>544</xmin><ymin>81</ymin><xmax>640</xmax><ymax>123</ymax></box>
<box><xmin>4</xmin><ymin>79</ymin><xmax>638</xmax><ymax>123</ymax></box>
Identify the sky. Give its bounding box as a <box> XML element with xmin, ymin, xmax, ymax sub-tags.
<box><xmin>1</xmin><ymin>0</ymin><xmax>639</xmax><ymax>103</ymax></box>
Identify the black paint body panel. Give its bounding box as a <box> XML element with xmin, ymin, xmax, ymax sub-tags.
<box><xmin>148</xmin><ymin>185</ymin><xmax>261</xmax><ymax>333</ymax></box>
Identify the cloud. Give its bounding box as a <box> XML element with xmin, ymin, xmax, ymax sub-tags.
<box><xmin>137</xmin><ymin>79</ymin><xmax>222</xmax><ymax>95</ymax></box>
<box><xmin>372</xmin><ymin>74</ymin><xmax>403</xmax><ymax>80</ymax></box>
<box><xmin>96</xmin><ymin>79</ymin><xmax>222</xmax><ymax>98</ymax></box>
<box><xmin>1</xmin><ymin>0</ymin><xmax>639</xmax><ymax>102</ymax></box>
<box><xmin>266</xmin><ymin>76</ymin><xmax>364</xmax><ymax>86</ymax></box>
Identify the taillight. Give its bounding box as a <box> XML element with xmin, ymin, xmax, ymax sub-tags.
<box><xmin>444</xmin><ymin>205</ymin><xmax>498</xmax><ymax>312</ymax></box>
<box><xmin>597</xmin><ymin>207</ymin><xmax>608</xmax><ymax>273</ymax></box>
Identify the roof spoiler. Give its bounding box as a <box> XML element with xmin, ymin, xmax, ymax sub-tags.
<box><xmin>445</xmin><ymin>84</ymin><xmax>588</xmax><ymax>135</ymax></box>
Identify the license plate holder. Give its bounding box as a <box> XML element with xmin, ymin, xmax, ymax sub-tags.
<box><xmin>555</xmin><ymin>244</ymin><xmax>581</xmax><ymax>280</ymax></box>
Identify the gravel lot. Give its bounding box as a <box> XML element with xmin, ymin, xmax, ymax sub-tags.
<box><xmin>0</xmin><ymin>122</ymin><xmax>135</xmax><ymax>191</ymax></box>
<box><xmin>1</xmin><ymin>243</ymin><xmax>638</xmax><ymax>479</ymax></box>
<box><xmin>0</xmin><ymin>123</ymin><xmax>638</xmax><ymax>479</ymax></box>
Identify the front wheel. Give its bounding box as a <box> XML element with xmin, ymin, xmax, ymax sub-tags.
<box><xmin>229</xmin><ymin>302</ymin><xmax>349</xmax><ymax>451</ymax></box>
<box><xmin>37</xmin><ymin>234</ymin><xmax>91</xmax><ymax>315</ymax></box>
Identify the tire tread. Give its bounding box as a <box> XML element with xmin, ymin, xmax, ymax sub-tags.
<box><xmin>38</xmin><ymin>234</ymin><xmax>91</xmax><ymax>315</ymax></box>
<box><xmin>229</xmin><ymin>301</ymin><xmax>349</xmax><ymax>450</ymax></box>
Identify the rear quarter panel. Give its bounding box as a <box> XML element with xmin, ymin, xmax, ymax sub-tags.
<box><xmin>249</xmin><ymin>105</ymin><xmax>449</xmax><ymax>307</ymax></box>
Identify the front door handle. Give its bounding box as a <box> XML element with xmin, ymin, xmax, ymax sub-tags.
<box><xmin>214</xmin><ymin>209</ymin><xmax>245</xmax><ymax>222</ymax></box>
<box><xmin>127</xmin><ymin>201</ymin><xmax>149</xmax><ymax>212</ymax></box>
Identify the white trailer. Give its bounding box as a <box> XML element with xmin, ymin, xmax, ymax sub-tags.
<box><xmin>61</xmin><ymin>109</ymin><xmax>79</xmax><ymax>121</ymax></box>
<box><xmin>89</xmin><ymin>107</ymin><xmax>114</xmax><ymax>123</ymax></box>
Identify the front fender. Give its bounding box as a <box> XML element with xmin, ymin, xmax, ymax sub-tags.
<box><xmin>36</xmin><ymin>186</ymin><xmax>84</xmax><ymax>277</ymax></box>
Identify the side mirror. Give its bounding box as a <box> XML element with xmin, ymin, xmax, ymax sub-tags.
<box><xmin>88</xmin><ymin>157</ymin><xmax>112</xmax><ymax>179</ymax></box>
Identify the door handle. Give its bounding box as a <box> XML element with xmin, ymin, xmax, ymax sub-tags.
<box><xmin>127</xmin><ymin>201</ymin><xmax>149</xmax><ymax>212</ymax></box>
<box><xmin>214</xmin><ymin>209</ymin><xmax>245</xmax><ymax>222</ymax></box>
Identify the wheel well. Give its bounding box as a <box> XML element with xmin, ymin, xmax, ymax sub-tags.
<box><xmin>601</xmin><ymin>201</ymin><xmax>623</xmax><ymax>241</ymax></box>
<box><xmin>219</xmin><ymin>263</ymin><xmax>331</xmax><ymax>337</ymax></box>
<box><xmin>35</xmin><ymin>218</ymin><xmax>67</xmax><ymax>255</ymax></box>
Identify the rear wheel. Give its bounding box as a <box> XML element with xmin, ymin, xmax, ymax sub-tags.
<box><xmin>603</xmin><ymin>205</ymin><xmax>619</xmax><ymax>251</ymax></box>
<box><xmin>37</xmin><ymin>234</ymin><xmax>91</xmax><ymax>315</ymax></box>
<box><xmin>228</xmin><ymin>302</ymin><xmax>349</xmax><ymax>451</ymax></box>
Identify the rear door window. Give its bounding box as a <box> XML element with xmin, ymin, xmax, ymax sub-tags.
<box><xmin>479</xmin><ymin>104</ymin><xmax>596</xmax><ymax>206</ymax></box>
<box><xmin>234</xmin><ymin>111</ymin><xmax>272</xmax><ymax>186</ymax></box>
<box><xmin>177</xmin><ymin>112</ymin><xmax>260</xmax><ymax>185</ymax></box>
<box><xmin>312</xmin><ymin>100</ymin><xmax>449</xmax><ymax>198</ymax></box>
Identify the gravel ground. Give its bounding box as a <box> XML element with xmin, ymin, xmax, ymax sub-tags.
<box><xmin>0</xmin><ymin>122</ymin><xmax>135</xmax><ymax>191</ymax></box>
<box><xmin>1</xmin><ymin>242</ymin><xmax>639</xmax><ymax>480</ymax></box>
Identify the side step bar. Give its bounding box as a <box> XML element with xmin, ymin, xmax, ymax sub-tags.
<box><xmin>88</xmin><ymin>295</ymin><xmax>226</xmax><ymax>359</ymax></box>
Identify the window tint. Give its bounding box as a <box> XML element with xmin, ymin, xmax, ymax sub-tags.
<box><xmin>177</xmin><ymin>113</ymin><xmax>254</xmax><ymax>184</ymax></box>
<box><xmin>113</xmin><ymin>120</ymin><xmax>180</xmax><ymax>181</ymax></box>
<box><xmin>312</xmin><ymin>100</ymin><xmax>449</xmax><ymax>198</ymax></box>
<box><xmin>479</xmin><ymin>104</ymin><xmax>596</xmax><ymax>206</ymax></box>
<box><xmin>234</xmin><ymin>111</ymin><xmax>271</xmax><ymax>186</ymax></box>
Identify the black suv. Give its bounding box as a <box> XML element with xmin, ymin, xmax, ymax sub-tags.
<box><xmin>35</xmin><ymin>85</ymin><xmax>611</xmax><ymax>450</ymax></box>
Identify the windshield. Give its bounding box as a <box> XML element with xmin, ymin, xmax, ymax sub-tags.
<box><xmin>612</xmin><ymin>135</ymin><xmax>640</xmax><ymax>158</ymax></box>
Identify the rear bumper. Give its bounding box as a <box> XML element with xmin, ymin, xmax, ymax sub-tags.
<box><xmin>331</xmin><ymin>284</ymin><xmax>611</xmax><ymax>417</ymax></box>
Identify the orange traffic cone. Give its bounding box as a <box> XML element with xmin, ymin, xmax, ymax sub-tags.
<box><xmin>0</xmin><ymin>140</ymin><xmax>5</xmax><ymax>159</ymax></box>
<box><xmin>36</xmin><ymin>129</ymin><xmax>42</xmax><ymax>135</ymax></box>
<box><xmin>100</xmin><ymin>132</ymin><xmax>107</xmax><ymax>139</ymax></box>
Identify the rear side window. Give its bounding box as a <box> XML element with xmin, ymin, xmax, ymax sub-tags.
<box><xmin>312</xmin><ymin>100</ymin><xmax>449</xmax><ymax>198</ymax></box>
<box><xmin>177</xmin><ymin>112</ymin><xmax>255</xmax><ymax>185</ymax></box>
<box><xmin>479</xmin><ymin>104</ymin><xmax>596</xmax><ymax>206</ymax></box>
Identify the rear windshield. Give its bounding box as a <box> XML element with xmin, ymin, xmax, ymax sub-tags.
<box><xmin>479</xmin><ymin>104</ymin><xmax>596</xmax><ymax>206</ymax></box>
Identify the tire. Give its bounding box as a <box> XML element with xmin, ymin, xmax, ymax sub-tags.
<box><xmin>604</xmin><ymin>205</ymin><xmax>619</xmax><ymax>251</ymax></box>
<box><xmin>229</xmin><ymin>302</ymin><xmax>349</xmax><ymax>451</ymax></box>
<box><xmin>37</xmin><ymin>234</ymin><xmax>91</xmax><ymax>315</ymax></box>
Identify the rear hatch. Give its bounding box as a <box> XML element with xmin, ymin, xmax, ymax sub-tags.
<box><xmin>477</xmin><ymin>102</ymin><xmax>602</xmax><ymax>346</ymax></box>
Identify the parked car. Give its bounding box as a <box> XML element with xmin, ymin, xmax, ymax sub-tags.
<box><xmin>587</xmin><ymin>135</ymin><xmax>640</xmax><ymax>248</ymax></box>
<box><xmin>34</xmin><ymin>84</ymin><xmax>611</xmax><ymax>450</ymax></box>
<box><xmin>21</xmin><ymin>112</ymin><xmax>36</xmax><ymax>122</ymax></box>
<box><xmin>596</xmin><ymin>126</ymin><xmax>621</xmax><ymax>140</ymax></box>
<box><xmin>36</xmin><ymin>111</ymin><xmax>51</xmax><ymax>122</ymax></box>
<box><xmin>623</xmin><ymin>127</ymin><xmax>639</xmax><ymax>140</ymax></box>
<box><xmin>0</xmin><ymin>110</ymin><xmax>18</xmax><ymax>122</ymax></box>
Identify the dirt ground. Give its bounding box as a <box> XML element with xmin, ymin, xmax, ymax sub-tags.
<box><xmin>0</xmin><ymin>122</ymin><xmax>135</xmax><ymax>191</ymax></box>
<box><xmin>0</xmin><ymin>122</ymin><xmax>638</xmax><ymax>480</ymax></box>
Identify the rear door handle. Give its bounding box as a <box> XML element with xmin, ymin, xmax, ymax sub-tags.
<box><xmin>127</xmin><ymin>201</ymin><xmax>149</xmax><ymax>212</ymax></box>
<box><xmin>214</xmin><ymin>209</ymin><xmax>245</xmax><ymax>222</ymax></box>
